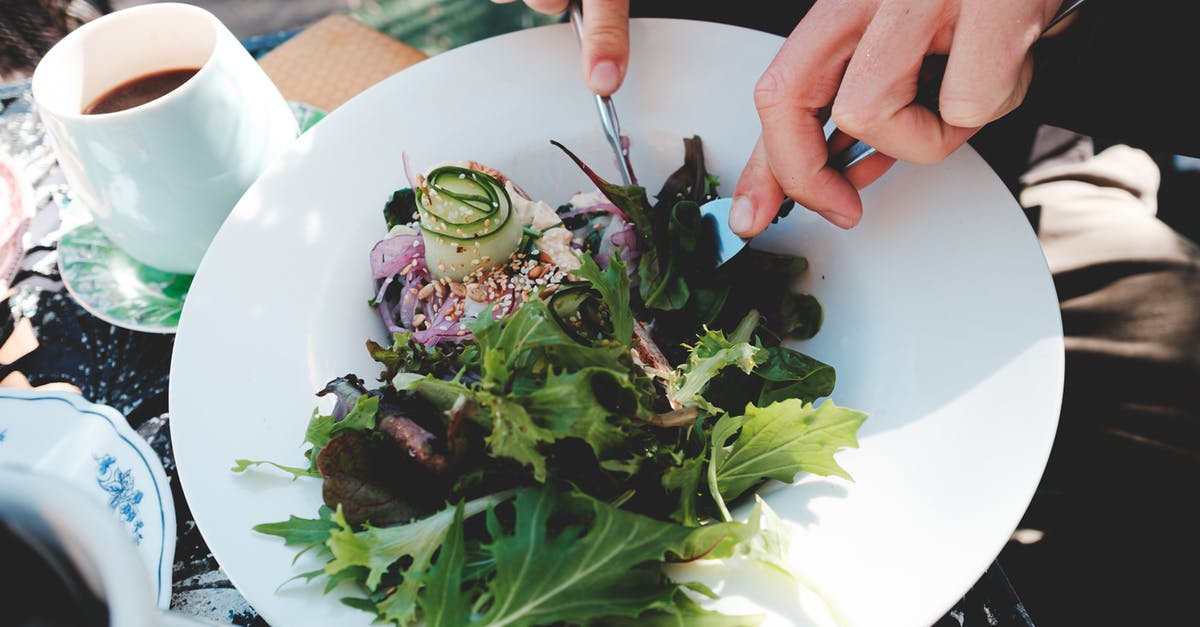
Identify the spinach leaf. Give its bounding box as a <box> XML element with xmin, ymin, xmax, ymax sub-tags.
<box><xmin>756</xmin><ymin>346</ymin><xmax>836</xmax><ymax>406</ymax></box>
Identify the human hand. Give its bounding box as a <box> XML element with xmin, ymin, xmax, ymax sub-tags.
<box><xmin>492</xmin><ymin>0</ymin><xmax>630</xmax><ymax>96</ymax></box>
<box><xmin>728</xmin><ymin>0</ymin><xmax>1065</xmax><ymax>235</ymax></box>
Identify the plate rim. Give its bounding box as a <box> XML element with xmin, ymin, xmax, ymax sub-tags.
<box><xmin>169</xmin><ymin>17</ymin><xmax>1064</xmax><ymax>627</ymax></box>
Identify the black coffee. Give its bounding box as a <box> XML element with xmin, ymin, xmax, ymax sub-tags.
<box><xmin>83</xmin><ymin>67</ymin><xmax>200</xmax><ymax>115</ymax></box>
<box><xmin>0</xmin><ymin>519</ymin><xmax>109</xmax><ymax>626</ymax></box>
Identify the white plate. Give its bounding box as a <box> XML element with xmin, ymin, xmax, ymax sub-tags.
<box><xmin>169</xmin><ymin>18</ymin><xmax>1063</xmax><ymax>627</ymax></box>
<box><xmin>0</xmin><ymin>388</ymin><xmax>176</xmax><ymax>608</ymax></box>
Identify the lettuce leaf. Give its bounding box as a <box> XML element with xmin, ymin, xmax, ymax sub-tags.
<box><xmin>709</xmin><ymin>399</ymin><xmax>867</xmax><ymax>513</ymax></box>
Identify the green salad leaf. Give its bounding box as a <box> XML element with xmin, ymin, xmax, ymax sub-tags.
<box><xmin>240</xmin><ymin>135</ymin><xmax>869</xmax><ymax>627</ymax></box>
<box><xmin>323</xmin><ymin>492</ymin><xmax>513</xmax><ymax>623</ymax></box>
<box><xmin>710</xmin><ymin>398</ymin><xmax>868</xmax><ymax>512</ymax></box>
<box><xmin>422</xmin><ymin>487</ymin><xmax>724</xmax><ymax>626</ymax></box>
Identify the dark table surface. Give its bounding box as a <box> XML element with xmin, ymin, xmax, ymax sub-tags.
<box><xmin>0</xmin><ymin>33</ymin><xmax>1036</xmax><ymax>626</ymax></box>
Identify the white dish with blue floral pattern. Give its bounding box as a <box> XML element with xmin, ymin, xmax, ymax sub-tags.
<box><xmin>0</xmin><ymin>388</ymin><xmax>175</xmax><ymax>608</ymax></box>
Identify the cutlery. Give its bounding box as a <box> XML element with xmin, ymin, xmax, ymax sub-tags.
<box><xmin>567</xmin><ymin>0</ymin><xmax>635</xmax><ymax>186</ymax></box>
<box><xmin>701</xmin><ymin>0</ymin><xmax>1088</xmax><ymax>266</ymax></box>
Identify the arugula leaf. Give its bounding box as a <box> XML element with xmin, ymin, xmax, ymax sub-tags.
<box><xmin>473</xmin><ymin>487</ymin><xmax>699</xmax><ymax>626</ymax></box>
<box><xmin>231</xmin><ymin>459</ymin><xmax>319</xmax><ymax>479</ymax></box>
<box><xmin>710</xmin><ymin>399</ymin><xmax>867</xmax><ymax>511</ymax></box>
<box><xmin>253</xmin><ymin>505</ymin><xmax>338</xmax><ymax>548</ymax></box>
<box><xmin>416</xmin><ymin>502</ymin><xmax>471</xmax><ymax>627</ymax></box>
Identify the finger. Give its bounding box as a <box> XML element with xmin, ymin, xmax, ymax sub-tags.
<box><xmin>522</xmin><ymin>0</ymin><xmax>568</xmax><ymax>13</ymax></box>
<box><xmin>938</xmin><ymin>1</ymin><xmax>1043</xmax><ymax>127</ymax></box>
<box><xmin>581</xmin><ymin>0</ymin><xmax>630</xmax><ymax>96</ymax></box>
<box><xmin>754</xmin><ymin>0</ymin><xmax>873</xmax><ymax>227</ymax></box>
<box><xmin>827</xmin><ymin>130</ymin><xmax>896</xmax><ymax>190</ymax></box>
<box><xmin>729</xmin><ymin>137</ymin><xmax>786</xmax><ymax>237</ymax></box>
<box><xmin>831</xmin><ymin>0</ymin><xmax>975</xmax><ymax>164</ymax></box>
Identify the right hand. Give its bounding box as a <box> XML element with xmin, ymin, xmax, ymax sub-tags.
<box><xmin>728</xmin><ymin>0</ymin><xmax>1064</xmax><ymax>235</ymax></box>
<box><xmin>493</xmin><ymin>0</ymin><xmax>631</xmax><ymax>96</ymax></box>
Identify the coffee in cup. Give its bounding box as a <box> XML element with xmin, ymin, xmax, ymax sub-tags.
<box><xmin>31</xmin><ymin>2</ymin><xmax>299</xmax><ymax>275</ymax></box>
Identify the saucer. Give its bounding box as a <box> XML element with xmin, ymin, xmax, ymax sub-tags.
<box><xmin>55</xmin><ymin>100</ymin><xmax>325</xmax><ymax>333</ymax></box>
<box><xmin>0</xmin><ymin>388</ymin><xmax>176</xmax><ymax>608</ymax></box>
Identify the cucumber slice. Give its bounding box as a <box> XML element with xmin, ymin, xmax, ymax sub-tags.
<box><xmin>417</xmin><ymin>166</ymin><xmax>523</xmax><ymax>281</ymax></box>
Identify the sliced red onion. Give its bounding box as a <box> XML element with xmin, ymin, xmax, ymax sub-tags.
<box><xmin>370</xmin><ymin>233</ymin><xmax>427</xmax><ymax>280</ymax></box>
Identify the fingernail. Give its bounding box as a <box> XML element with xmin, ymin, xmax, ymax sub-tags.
<box><xmin>819</xmin><ymin>210</ymin><xmax>857</xmax><ymax>229</ymax></box>
<box><xmin>729</xmin><ymin>195</ymin><xmax>754</xmax><ymax>235</ymax></box>
<box><xmin>588</xmin><ymin>60</ymin><xmax>620</xmax><ymax>95</ymax></box>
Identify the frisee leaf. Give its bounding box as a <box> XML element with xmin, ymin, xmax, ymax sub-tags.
<box><xmin>668</xmin><ymin>328</ymin><xmax>765</xmax><ymax>411</ymax></box>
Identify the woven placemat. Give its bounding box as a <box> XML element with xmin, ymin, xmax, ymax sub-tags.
<box><xmin>257</xmin><ymin>14</ymin><xmax>427</xmax><ymax>113</ymax></box>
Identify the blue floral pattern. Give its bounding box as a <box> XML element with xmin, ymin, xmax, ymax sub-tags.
<box><xmin>96</xmin><ymin>453</ymin><xmax>145</xmax><ymax>545</ymax></box>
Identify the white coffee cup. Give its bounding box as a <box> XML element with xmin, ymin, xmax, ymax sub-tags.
<box><xmin>31</xmin><ymin>2</ymin><xmax>298</xmax><ymax>274</ymax></box>
<box><xmin>0</xmin><ymin>465</ymin><xmax>222</xmax><ymax>626</ymax></box>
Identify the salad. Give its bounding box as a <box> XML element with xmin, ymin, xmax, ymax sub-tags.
<box><xmin>236</xmin><ymin>136</ymin><xmax>868</xmax><ymax>626</ymax></box>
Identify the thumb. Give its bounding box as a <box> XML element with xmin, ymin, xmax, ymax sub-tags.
<box><xmin>580</xmin><ymin>0</ymin><xmax>630</xmax><ymax>96</ymax></box>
